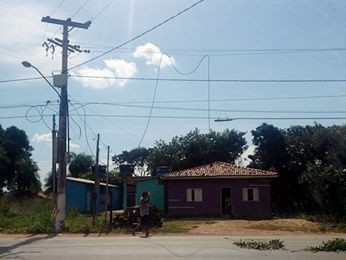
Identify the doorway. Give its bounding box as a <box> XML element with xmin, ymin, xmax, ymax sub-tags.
<box><xmin>221</xmin><ymin>188</ymin><xmax>232</xmax><ymax>216</ymax></box>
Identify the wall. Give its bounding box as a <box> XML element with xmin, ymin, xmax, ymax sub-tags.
<box><xmin>166</xmin><ymin>178</ymin><xmax>272</xmax><ymax>218</ymax></box>
<box><xmin>136</xmin><ymin>177</ymin><xmax>164</xmax><ymax>210</ymax></box>
<box><xmin>66</xmin><ymin>179</ymin><xmax>121</xmax><ymax>213</ymax></box>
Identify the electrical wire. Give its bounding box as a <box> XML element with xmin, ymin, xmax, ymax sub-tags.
<box><xmin>89</xmin><ymin>0</ymin><xmax>114</xmax><ymax>22</ymax></box>
<box><xmin>70</xmin><ymin>0</ymin><xmax>90</xmax><ymax>19</ymax></box>
<box><xmin>69</xmin><ymin>0</ymin><xmax>205</xmax><ymax>70</ymax></box>
<box><xmin>3</xmin><ymin>114</ymin><xmax>346</xmax><ymax>121</ymax></box>
<box><xmin>137</xmin><ymin>54</ymin><xmax>163</xmax><ymax>147</ymax></box>
<box><xmin>69</xmin><ymin>75</ymin><xmax>346</xmax><ymax>83</ymax></box>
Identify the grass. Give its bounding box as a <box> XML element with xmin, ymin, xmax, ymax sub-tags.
<box><xmin>0</xmin><ymin>197</ymin><xmax>110</xmax><ymax>234</ymax></box>
<box><xmin>1</xmin><ymin>197</ymin><xmax>346</xmax><ymax>238</ymax></box>
<box><xmin>154</xmin><ymin>218</ymin><xmax>218</xmax><ymax>234</ymax></box>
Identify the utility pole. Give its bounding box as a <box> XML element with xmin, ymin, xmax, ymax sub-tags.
<box><xmin>95</xmin><ymin>133</ymin><xmax>100</xmax><ymax>213</ymax></box>
<box><xmin>105</xmin><ymin>145</ymin><xmax>110</xmax><ymax>230</ymax></box>
<box><xmin>93</xmin><ymin>134</ymin><xmax>100</xmax><ymax>225</ymax></box>
<box><xmin>52</xmin><ymin>114</ymin><xmax>57</xmax><ymax>209</ymax></box>
<box><xmin>41</xmin><ymin>16</ymin><xmax>91</xmax><ymax>233</ymax></box>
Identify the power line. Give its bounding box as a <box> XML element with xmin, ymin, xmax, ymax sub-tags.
<box><xmin>3</xmin><ymin>99</ymin><xmax>346</xmax><ymax>115</ymax></box>
<box><xmin>69</xmin><ymin>0</ymin><xmax>205</xmax><ymax>70</ymax></box>
<box><xmin>69</xmin><ymin>75</ymin><xmax>346</xmax><ymax>83</ymax></box>
<box><xmin>2</xmin><ymin>114</ymin><xmax>346</xmax><ymax>121</ymax></box>
<box><xmin>70</xmin><ymin>0</ymin><xmax>90</xmax><ymax>19</ymax></box>
<box><xmin>137</xmin><ymin>54</ymin><xmax>163</xmax><ymax>147</ymax></box>
<box><xmin>66</xmin><ymin>45</ymin><xmax>346</xmax><ymax>55</ymax></box>
<box><xmin>5</xmin><ymin>75</ymin><xmax>346</xmax><ymax>85</ymax></box>
<box><xmin>215</xmin><ymin>117</ymin><xmax>346</xmax><ymax>122</ymax></box>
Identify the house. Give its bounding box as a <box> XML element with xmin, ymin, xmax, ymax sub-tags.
<box><xmin>160</xmin><ymin>162</ymin><xmax>278</xmax><ymax>218</ymax></box>
<box><xmin>66</xmin><ymin>177</ymin><xmax>120</xmax><ymax>213</ymax></box>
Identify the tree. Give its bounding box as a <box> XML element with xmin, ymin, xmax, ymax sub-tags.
<box><xmin>299</xmin><ymin>164</ymin><xmax>346</xmax><ymax>216</ymax></box>
<box><xmin>249</xmin><ymin>123</ymin><xmax>287</xmax><ymax>171</ymax></box>
<box><xmin>249</xmin><ymin>122</ymin><xmax>346</xmax><ymax>215</ymax></box>
<box><xmin>113</xmin><ymin>147</ymin><xmax>150</xmax><ymax>176</ymax></box>
<box><xmin>147</xmin><ymin>128</ymin><xmax>247</xmax><ymax>174</ymax></box>
<box><xmin>68</xmin><ymin>152</ymin><xmax>94</xmax><ymax>179</ymax></box>
<box><xmin>0</xmin><ymin>125</ymin><xmax>41</xmax><ymax>196</ymax></box>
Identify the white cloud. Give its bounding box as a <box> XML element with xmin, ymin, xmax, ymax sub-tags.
<box><xmin>133</xmin><ymin>43</ymin><xmax>174</xmax><ymax>68</ymax></box>
<box><xmin>32</xmin><ymin>133</ymin><xmax>52</xmax><ymax>144</ymax></box>
<box><xmin>72</xmin><ymin>59</ymin><xmax>137</xmax><ymax>89</ymax></box>
<box><xmin>237</xmin><ymin>145</ymin><xmax>255</xmax><ymax>167</ymax></box>
<box><xmin>69</xmin><ymin>142</ymin><xmax>80</xmax><ymax>149</ymax></box>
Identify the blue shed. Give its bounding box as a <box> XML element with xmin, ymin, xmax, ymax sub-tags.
<box><xmin>66</xmin><ymin>177</ymin><xmax>120</xmax><ymax>213</ymax></box>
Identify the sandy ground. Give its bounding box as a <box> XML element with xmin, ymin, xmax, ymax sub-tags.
<box><xmin>183</xmin><ymin>218</ymin><xmax>345</xmax><ymax>236</ymax></box>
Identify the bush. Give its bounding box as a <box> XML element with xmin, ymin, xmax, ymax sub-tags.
<box><xmin>307</xmin><ymin>238</ymin><xmax>346</xmax><ymax>252</ymax></box>
<box><xmin>234</xmin><ymin>239</ymin><xmax>285</xmax><ymax>250</ymax></box>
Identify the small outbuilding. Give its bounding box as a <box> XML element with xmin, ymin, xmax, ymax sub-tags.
<box><xmin>66</xmin><ymin>177</ymin><xmax>120</xmax><ymax>213</ymax></box>
<box><xmin>160</xmin><ymin>162</ymin><xmax>278</xmax><ymax>218</ymax></box>
<box><xmin>135</xmin><ymin>176</ymin><xmax>164</xmax><ymax>211</ymax></box>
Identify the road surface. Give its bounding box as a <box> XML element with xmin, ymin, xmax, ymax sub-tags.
<box><xmin>0</xmin><ymin>234</ymin><xmax>345</xmax><ymax>259</ymax></box>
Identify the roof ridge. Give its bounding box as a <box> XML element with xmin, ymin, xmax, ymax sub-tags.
<box><xmin>161</xmin><ymin>161</ymin><xmax>278</xmax><ymax>179</ymax></box>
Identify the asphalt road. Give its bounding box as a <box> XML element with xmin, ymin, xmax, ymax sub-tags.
<box><xmin>0</xmin><ymin>234</ymin><xmax>345</xmax><ymax>259</ymax></box>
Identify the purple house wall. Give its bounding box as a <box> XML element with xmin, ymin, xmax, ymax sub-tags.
<box><xmin>161</xmin><ymin>162</ymin><xmax>277</xmax><ymax>218</ymax></box>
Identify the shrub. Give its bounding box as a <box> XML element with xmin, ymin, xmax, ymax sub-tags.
<box><xmin>234</xmin><ymin>239</ymin><xmax>285</xmax><ymax>250</ymax></box>
<box><xmin>307</xmin><ymin>238</ymin><xmax>346</xmax><ymax>252</ymax></box>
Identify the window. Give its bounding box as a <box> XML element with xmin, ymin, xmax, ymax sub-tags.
<box><xmin>187</xmin><ymin>188</ymin><xmax>202</xmax><ymax>202</ymax></box>
<box><xmin>242</xmin><ymin>188</ymin><xmax>259</xmax><ymax>201</ymax></box>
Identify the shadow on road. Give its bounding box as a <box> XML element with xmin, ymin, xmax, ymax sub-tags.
<box><xmin>0</xmin><ymin>234</ymin><xmax>57</xmax><ymax>258</ymax></box>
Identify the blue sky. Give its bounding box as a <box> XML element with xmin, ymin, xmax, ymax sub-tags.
<box><xmin>1</xmin><ymin>0</ymin><xmax>346</xmax><ymax>182</ymax></box>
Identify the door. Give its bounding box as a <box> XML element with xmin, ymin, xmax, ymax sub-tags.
<box><xmin>221</xmin><ymin>188</ymin><xmax>232</xmax><ymax>216</ymax></box>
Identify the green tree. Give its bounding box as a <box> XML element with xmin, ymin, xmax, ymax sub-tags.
<box><xmin>249</xmin><ymin>123</ymin><xmax>346</xmax><ymax>215</ymax></box>
<box><xmin>68</xmin><ymin>152</ymin><xmax>94</xmax><ymax>179</ymax></box>
<box><xmin>248</xmin><ymin>123</ymin><xmax>294</xmax><ymax>212</ymax></box>
<box><xmin>299</xmin><ymin>164</ymin><xmax>346</xmax><ymax>216</ymax></box>
<box><xmin>147</xmin><ymin>128</ymin><xmax>247</xmax><ymax>174</ymax></box>
<box><xmin>113</xmin><ymin>147</ymin><xmax>150</xmax><ymax>176</ymax></box>
<box><xmin>249</xmin><ymin>123</ymin><xmax>287</xmax><ymax>171</ymax></box>
<box><xmin>0</xmin><ymin>125</ymin><xmax>41</xmax><ymax>196</ymax></box>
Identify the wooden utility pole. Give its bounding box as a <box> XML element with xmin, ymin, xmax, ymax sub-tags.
<box><xmin>105</xmin><ymin>145</ymin><xmax>110</xmax><ymax>230</ymax></box>
<box><xmin>41</xmin><ymin>16</ymin><xmax>91</xmax><ymax>233</ymax></box>
<box><xmin>93</xmin><ymin>134</ymin><xmax>100</xmax><ymax>226</ymax></box>
<box><xmin>52</xmin><ymin>114</ymin><xmax>57</xmax><ymax>209</ymax></box>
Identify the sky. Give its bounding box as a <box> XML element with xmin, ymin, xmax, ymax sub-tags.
<box><xmin>1</xmin><ymin>0</ymin><xmax>346</xmax><ymax>183</ymax></box>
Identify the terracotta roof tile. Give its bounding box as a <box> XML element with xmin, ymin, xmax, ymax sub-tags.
<box><xmin>160</xmin><ymin>161</ymin><xmax>277</xmax><ymax>179</ymax></box>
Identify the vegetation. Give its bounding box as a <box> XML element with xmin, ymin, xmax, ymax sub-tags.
<box><xmin>1</xmin><ymin>197</ymin><xmax>346</xmax><ymax>237</ymax></box>
<box><xmin>0</xmin><ymin>125</ymin><xmax>41</xmax><ymax>196</ymax></box>
<box><xmin>233</xmin><ymin>239</ymin><xmax>285</xmax><ymax>250</ymax></box>
<box><xmin>306</xmin><ymin>238</ymin><xmax>346</xmax><ymax>252</ymax></box>
<box><xmin>1</xmin><ymin>122</ymin><xmax>345</xmax><ymax>223</ymax></box>
<box><xmin>0</xmin><ymin>197</ymin><xmax>111</xmax><ymax>234</ymax></box>
<box><xmin>249</xmin><ymin>123</ymin><xmax>346</xmax><ymax>217</ymax></box>
<box><xmin>113</xmin><ymin>128</ymin><xmax>247</xmax><ymax>175</ymax></box>
<box><xmin>68</xmin><ymin>152</ymin><xmax>94</xmax><ymax>179</ymax></box>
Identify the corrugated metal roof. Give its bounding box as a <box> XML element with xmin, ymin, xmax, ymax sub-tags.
<box><xmin>66</xmin><ymin>177</ymin><xmax>118</xmax><ymax>187</ymax></box>
<box><xmin>160</xmin><ymin>161</ymin><xmax>278</xmax><ymax>179</ymax></box>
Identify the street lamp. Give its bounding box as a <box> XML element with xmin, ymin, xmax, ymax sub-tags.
<box><xmin>21</xmin><ymin>61</ymin><xmax>61</xmax><ymax>97</ymax></box>
<box><xmin>22</xmin><ymin>60</ymin><xmax>67</xmax><ymax>233</ymax></box>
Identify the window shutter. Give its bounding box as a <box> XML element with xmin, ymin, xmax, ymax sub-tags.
<box><xmin>196</xmin><ymin>189</ymin><xmax>202</xmax><ymax>202</ymax></box>
<box><xmin>242</xmin><ymin>188</ymin><xmax>248</xmax><ymax>201</ymax></box>
<box><xmin>253</xmin><ymin>188</ymin><xmax>259</xmax><ymax>201</ymax></box>
<box><xmin>187</xmin><ymin>189</ymin><xmax>192</xmax><ymax>202</ymax></box>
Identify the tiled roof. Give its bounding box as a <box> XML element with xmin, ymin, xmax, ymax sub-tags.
<box><xmin>160</xmin><ymin>161</ymin><xmax>278</xmax><ymax>179</ymax></box>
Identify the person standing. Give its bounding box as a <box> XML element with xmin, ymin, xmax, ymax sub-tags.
<box><xmin>132</xmin><ymin>191</ymin><xmax>150</xmax><ymax>237</ymax></box>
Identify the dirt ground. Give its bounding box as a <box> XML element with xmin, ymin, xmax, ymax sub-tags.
<box><xmin>183</xmin><ymin>218</ymin><xmax>344</xmax><ymax>236</ymax></box>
